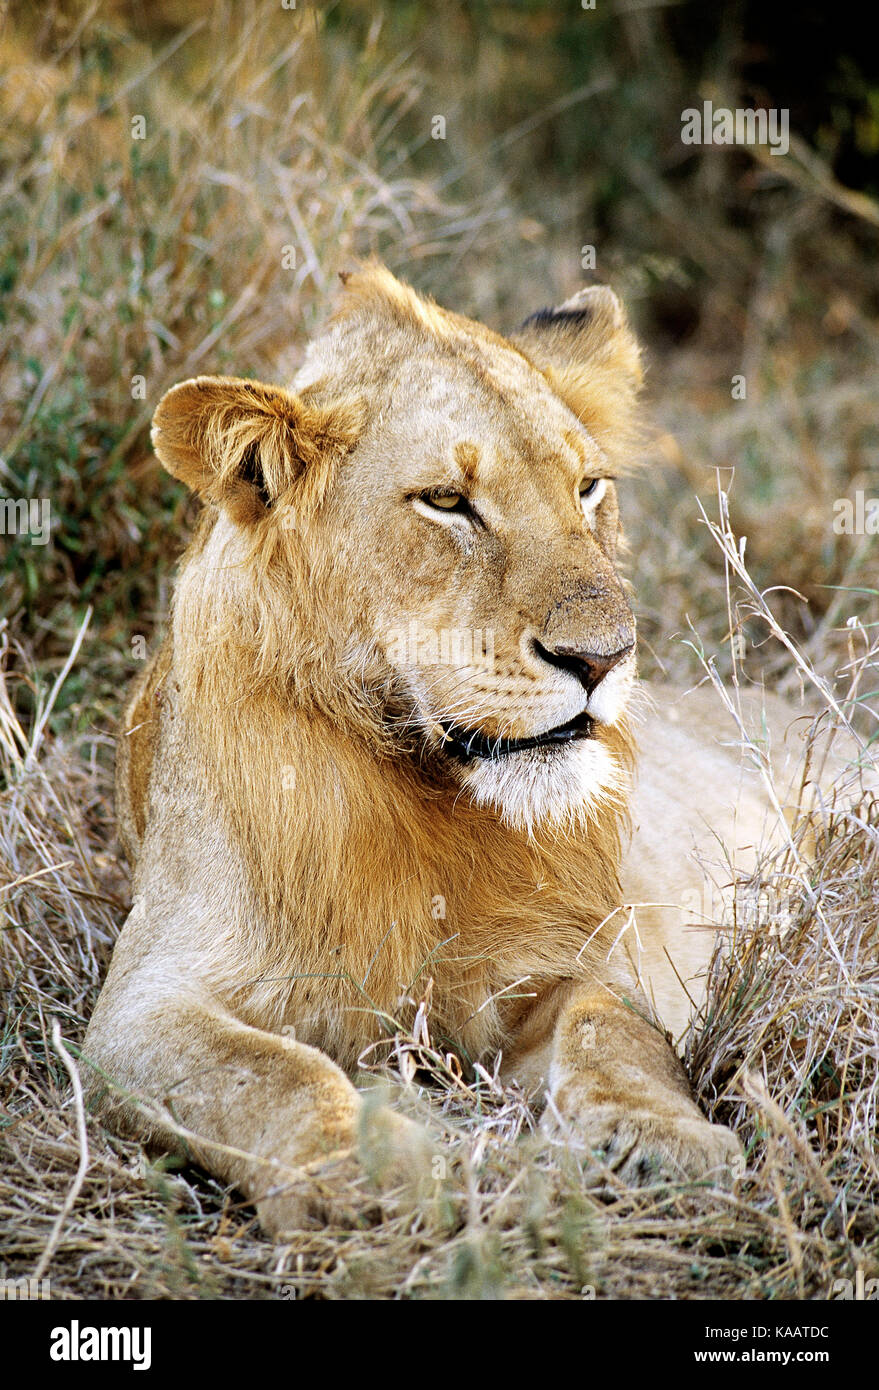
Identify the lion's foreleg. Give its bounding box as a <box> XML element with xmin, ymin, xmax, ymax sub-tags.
<box><xmin>83</xmin><ymin>991</ymin><xmax>426</xmax><ymax>1235</ymax></box>
<box><xmin>503</xmin><ymin>982</ymin><xmax>741</xmax><ymax>1181</ymax></box>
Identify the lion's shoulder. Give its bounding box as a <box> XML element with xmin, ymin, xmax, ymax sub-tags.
<box><xmin>115</xmin><ymin>637</ymin><xmax>174</xmax><ymax>864</ymax></box>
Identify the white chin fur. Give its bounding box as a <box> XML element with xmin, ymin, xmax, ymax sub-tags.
<box><xmin>460</xmin><ymin>737</ymin><xmax>624</xmax><ymax>835</ymax></box>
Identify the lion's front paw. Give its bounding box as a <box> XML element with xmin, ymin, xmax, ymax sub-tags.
<box><xmin>356</xmin><ymin>1098</ymin><xmax>434</xmax><ymax>1189</ymax></box>
<box><xmin>543</xmin><ymin>1084</ymin><xmax>742</xmax><ymax>1185</ymax></box>
<box><xmin>256</xmin><ymin>1103</ymin><xmax>434</xmax><ymax>1237</ymax></box>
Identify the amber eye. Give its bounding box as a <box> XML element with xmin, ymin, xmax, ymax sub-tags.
<box><xmin>412</xmin><ymin>488</ymin><xmax>481</xmax><ymax>528</ymax></box>
<box><xmin>578</xmin><ymin>478</ymin><xmax>609</xmax><ymax>513</ymax></box>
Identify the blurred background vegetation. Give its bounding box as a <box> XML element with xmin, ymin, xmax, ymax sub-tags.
<box><xmin>1</xmin><ymin>0</ymin><xmax>877</xmax><ymax>738</ymax></box>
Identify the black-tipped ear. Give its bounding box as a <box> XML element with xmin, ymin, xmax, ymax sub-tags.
<box><xmin>511</xmin><ymin>286</ymin><xmax>643</xmax><ymax>459</ymax></box>
<box><xmin>150</xmin><ymin>375</ymin><xmax>363</xmax><ymax>525</ymax></box>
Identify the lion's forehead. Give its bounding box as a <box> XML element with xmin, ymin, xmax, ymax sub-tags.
<box><xmin>300</xmin><ymin>305</ymin><xmax>611</xmax><ymax>488</ymax></box>
<box><xmin>373</xmin><ymin>362</ymin><xmax>603</xmax><ymax>488</ymax></box>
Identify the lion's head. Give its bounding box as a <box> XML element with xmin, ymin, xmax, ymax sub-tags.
<box><xmin>152</xmin><ymin>263</ymin><xmax>643</xmax><ymax>834</ymax></box>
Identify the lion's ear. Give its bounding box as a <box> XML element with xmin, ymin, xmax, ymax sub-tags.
<box><xmin>151</xmin><ymin>375</ymin><xmax>363</xmax><ymax>525</ymax></box>
<box><xmin>511</xmin><ymin>287</ymin><xmax>642</xmax><ymax>458</ymax></box>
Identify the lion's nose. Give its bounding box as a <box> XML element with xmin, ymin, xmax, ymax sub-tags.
<box><xmin>533</xmin><ymin>640</ymin><xmax>634</xmax><ymax>696</ymax></box>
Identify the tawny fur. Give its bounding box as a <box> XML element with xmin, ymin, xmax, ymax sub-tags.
<box><xmin>85</xmin><ymin>264</ymin><xmax>755</xmax><ymax>1234</ymax></box>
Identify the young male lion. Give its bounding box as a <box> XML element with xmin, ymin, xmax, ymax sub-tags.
<box><xmin>85</xmin><ymin>263</ymin><xmax>754</xmax><ymax>1234</ymax></box>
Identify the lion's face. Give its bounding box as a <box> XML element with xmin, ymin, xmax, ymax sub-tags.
<box><xmin>322</xmin><ymin>352</ymin><xmax>637</xmax><ymax>830</ymax></box>
<box><xmin>152</xmin><ymin>265</ymin><xmax>643</xmax><ymax>832</ymax></box>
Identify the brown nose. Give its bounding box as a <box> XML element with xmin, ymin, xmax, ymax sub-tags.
<box><xmin>534</xmin><ymin>640</ymin><xmax>634</xmax><ymax>697</ymax></box>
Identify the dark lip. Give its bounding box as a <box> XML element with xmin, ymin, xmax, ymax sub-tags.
<box><xmin>438</xmin><ymin>708</ymin><xmax>595</xmax><ymax>761</ymax></box>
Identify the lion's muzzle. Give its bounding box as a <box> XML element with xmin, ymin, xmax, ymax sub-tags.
<box><xmin>438</xmin><ymin>707</ymin><xmax>595</xmax><ymax>761</ymax></box>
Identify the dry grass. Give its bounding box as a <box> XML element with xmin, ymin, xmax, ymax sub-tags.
<box><xmin>623</xmin><ymin>241</ymin><xmax>879</xmax><ymax>692</ymax></box>
<box><xmin>0</xmin><ymin>1</ymin><xmax>505</xmax><ymax>692</ymax></box>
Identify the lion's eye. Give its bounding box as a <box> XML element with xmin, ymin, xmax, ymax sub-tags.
<box><xmin>579</xmin><ymin>477</ymin><xmax>607</xmax><ymax>509</ymax></box>
<box><xmin>412</xmin><ymin>489</ymin><xmax>482</xmax><ymax>527</ymax></box>
<box><xmin>417</xmin><ymin>489</ymin><xmax>472</xmax><ymax>516</ymax></box>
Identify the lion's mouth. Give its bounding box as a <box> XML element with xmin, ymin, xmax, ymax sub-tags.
<box><xmin>438</xmin><ymin>709</ymin><xmax>595</xmax><ymax>761</ymax></box>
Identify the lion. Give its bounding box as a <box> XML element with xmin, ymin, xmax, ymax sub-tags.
<box><xmin>84</xmin><ymin>262</ymin><xmax>809</xmax><ymax>1234</ymax></box>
